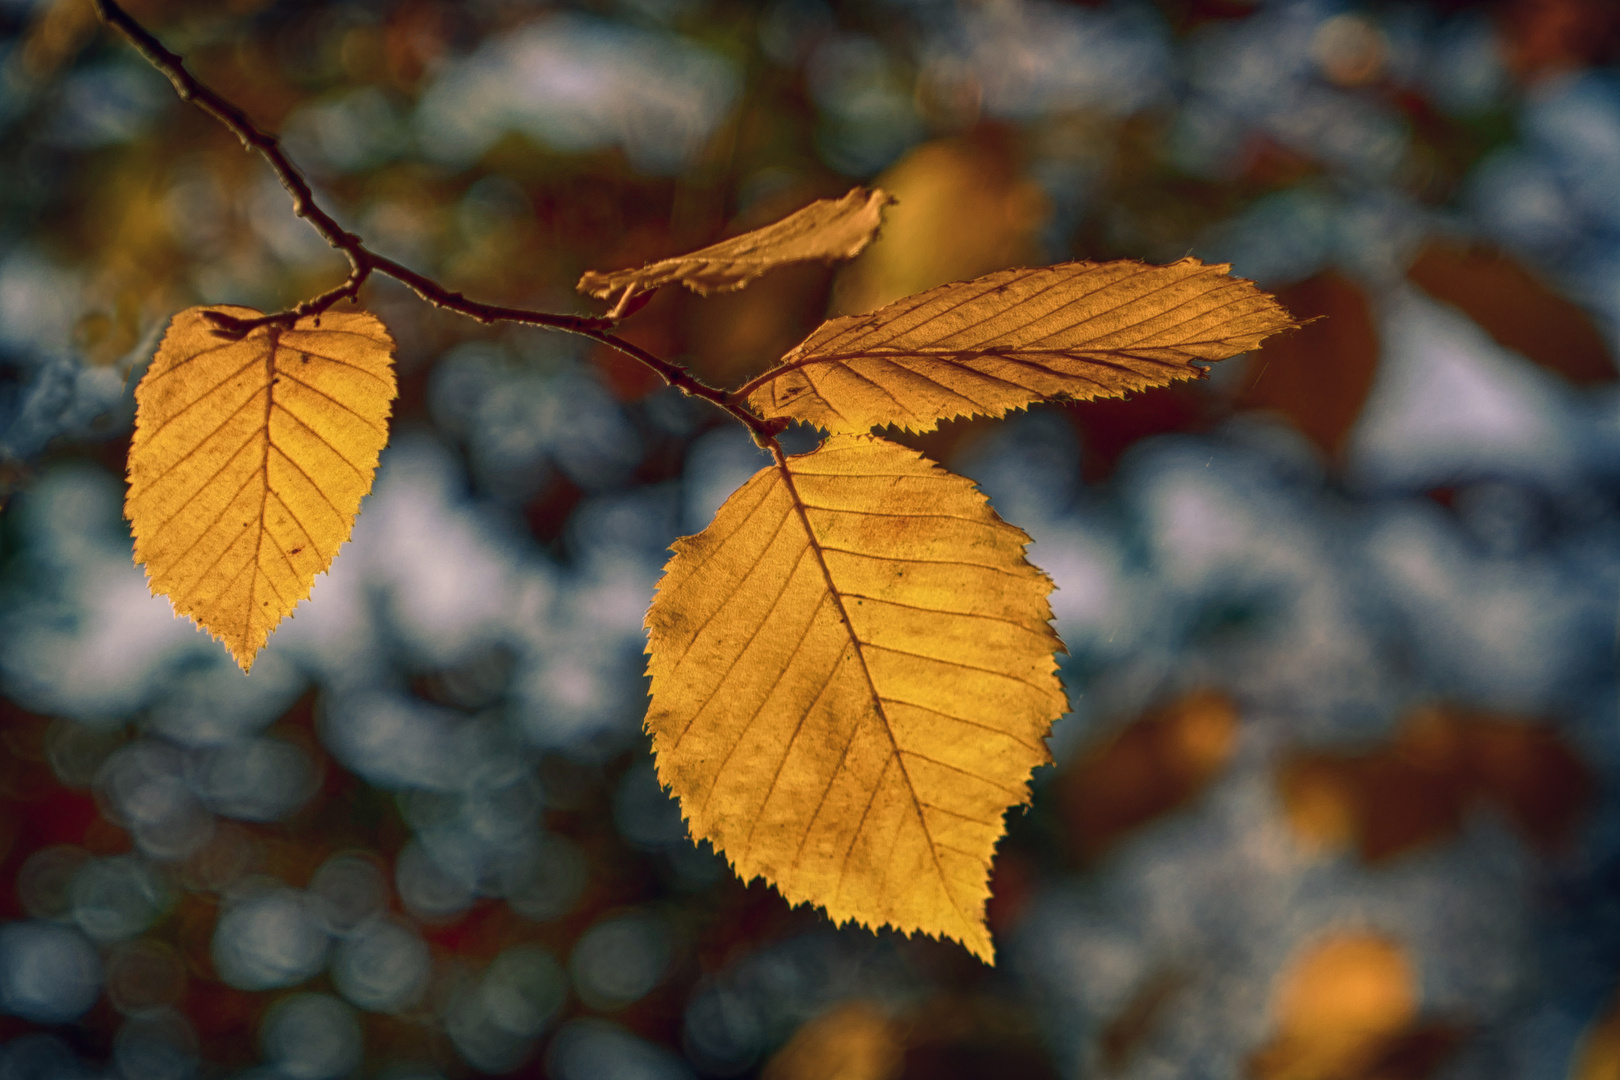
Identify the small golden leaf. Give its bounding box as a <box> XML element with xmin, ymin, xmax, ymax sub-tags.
<box><xmin>741</xmin><ymin>257</ymin><xmax>1299</xmax><ymax>434</ymax></box>
<box><xmin>578</xmin><ymin>188</ymin><xmax>893</xmax><ymax>307</ymax></box>
<box><xmin>645</xmin><ymin>434</ymin><xmax>1067</xmax><ymax>962</ymax></box>
<box><xmin>125</xmin><ymin>305</ymin><xmax>396</xmax><ymax>672</ymax></box>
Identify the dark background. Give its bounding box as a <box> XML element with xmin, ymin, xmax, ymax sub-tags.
<box><xmin>1</xmin><ymin>0</ymin><xmax>1619</xmax><ymax>1077</ymax></box>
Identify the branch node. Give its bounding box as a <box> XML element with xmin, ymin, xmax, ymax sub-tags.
<box><xmin>751</xmin><ymin>419</ymin><xmax>790</xmax><ymax>450</ymax></box>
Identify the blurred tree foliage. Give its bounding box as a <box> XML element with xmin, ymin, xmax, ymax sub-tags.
<box><xmin>3</xmin><ymin>0</ymin><xmax>1620</xmax><ymax>1078</ymax></box>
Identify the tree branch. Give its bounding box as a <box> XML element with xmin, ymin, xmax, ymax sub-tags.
<box><xmin>581</xmin><ymin>330</ymin><xmax>788</xmax><ymax>444</ymax></box>
<box><xmin>89</xmin><ymin>0</ymin><xmax>782</xmax><ymax>444</ymax></box>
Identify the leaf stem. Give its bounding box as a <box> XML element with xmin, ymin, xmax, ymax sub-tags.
<box><xmin>90</xmin><ymin>0</ymin><xmax>781</xmax><ymax>441</ymax></box>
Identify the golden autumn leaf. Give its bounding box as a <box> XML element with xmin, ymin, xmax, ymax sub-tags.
<box><xmin>762</xmin><ymin>1001</ymin><xmax>903</xmax><ymax>1080</ymax></box>
<box><xmin>739</xmin><ymin>258</ymin><xmax>1299</xmax><ymax>435</ymax></box>
<box><xmin>1248</xmin><ymin>933</ymin><xmax>1460</xmax><ymax>1080</ymax></box>
<box><xmin>644</xmin><ymin>434</ymin><xmax>1067</xmax><ymax>963</ymax></box>
<box><xmin>125</xmin><ymin>305</ymin><xmax>396</xmax><ymax>672</ymax></box>
<box><xmin>578</xmin><ymin>188</ymin><xmax>893</xmax><ymax>308</ymax></box>
<box><xmin>1249</xmin><ymin>934</ymin><xmax>1412</xmax><ymax>1080</ymax></box>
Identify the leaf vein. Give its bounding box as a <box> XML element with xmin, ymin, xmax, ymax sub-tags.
<box><xmin>918</xmin><ymin>801</ymin><xmax>994</xmax><ymax>825</ymax></box>
<box><xmin>671</xmin><ymin>540</ymin><xmax>813</xmax><ymax>747</ymax></box>
<box><xmin>797</xmin><ymin>364</ymin><xmax>854</xmax><ymax>426</ymax></box>
<box><xmin>268</xmin><ymin>443</ymin><xmax>346</xmax><ymax>522</ymax></box>
<box><xmin>897</xmin><ymin>750</ymin><xmax>1024</xmax><ymax>799</ymax></box>
<box><xmin>144</xmin><ymin>423</ymin><xmax>262</xmax><ymax>534</ymax></box>
<box><xmin>141</xmin><ymin>339</ymin><xmax>246</xmax><ymax>387</ymax></box>
<box><xmin>668</xmin><ymin>472</ymin><xmax>781</xmax><ymax>583</ymax></box>
<box><xmin>270</xmin><ymin>403</ymin><xmax>368</xmax><ymax>477</ymax></box>
<box><xmin>173</xmin><ymin>475</ymin><xmax>259</xmax><ymax>600</ymax></box>
<box><xmin>146</xmin><ymin>439</ymin><xmax>264</xmax><ymax>578</ymax></box>
<box><xmin>775</xmin><ymin>450</ymin><xmax>979</xmax><ymax>934</ymax></box>
<box><xmin>957</xmin><ymin>262</ymin><xmax>1166</xmax><ymax>348</ymax></box>
<box><xmin>798</xmin><ymin>503</ymin><xmax>996</xmax><ymax>525</ymax></box>
<box><xmin>284</xmin><ymin>346</ymin><xmax>394</xmax><ymax>387</ymax></box>
<box><xmin>859</xmin><ymin>641</ymin><xmax>1054</xmax><ymax>693</ymax></box>
<box><xmin>139</xmin><ymin>355</ymin><xmax>263</xmax><ymax>444</ymax></box>
<box><xmin>739</xmin><ymin>650</ymin><xmax>848</xmax><ymax>863</ymax></box>
<box><xmin>1023</xmin><ymin>266</ymin><xmax>1216</xmax><ymax>347</ymax></box>
<box><xmin>267</xmin><ymin>488</ymin><xmax>321</xmax><ymax>557</ymax></box>
<box><xmin>816</xmin><ymin>545</ymin><xmax>1029</xmax><ymax>577</ymax></box>
<box><xmin>137</xmin><ymin>381</ymin><xmax>265</xmax><ymax>492</ymax></box>
<box><xmin>274</xmin><ymin>368</ymin><xmax>388</xmax><ymax>433</ymax></box>
<box><xmin>667</xmin><ymin>502</ymin><xmax>797</xmax><ymax>671</ymax></box>
<box><xmin>833</xmin><ymin>757</ymin><xmax>893</xmax><ymax>909</ymax></box>
<box><xmin>878</xmin><ymin>696</ymin><xmax>1046</xmax><ymax>753</ymax></box>
<box><xmin>692</xmin><ymin>590</ymin><xmax>830</xmax><ymax>818</ymax></box>
<box><xmin>791</xmin><ymin>717</ymin><xmax>875</xmax><ymax>886</ymax></box>
<box><xmin>905</xmin><ymin>266</ymin><xmax>1071</xmax><ymax>349</ymax></box>
<box><xmin>843</xmin><ymin>593</ymin><xmax>1037</xmax><ymax>631</ymax></box>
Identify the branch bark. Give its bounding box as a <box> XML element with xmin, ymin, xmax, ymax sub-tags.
<box><xmin>90</xmin><ymin>0</ymin><xmax>780</xmax><ymax>443</ymax></box>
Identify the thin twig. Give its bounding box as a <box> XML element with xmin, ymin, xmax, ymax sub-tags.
<box><xmin>90</xmin><ymin>0</ymin><xmax>780</xmax><ymax>440</ymax></box>
<box><xmin>579</xmin><ymin>329</ymin><xmax>787</xmax><ymax>444</ymax></box>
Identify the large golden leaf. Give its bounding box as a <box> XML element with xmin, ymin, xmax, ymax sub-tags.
<box><xmin>125</xmin><ymin>305</ymin><xmax>396</xmax><ymax>671</ymax></box>
<box><xmin>741</xmin><ymin>257</ymin><xmax>1299</xmax><ymax>434</ymax></box>
<box><xmin>645</xmin><ymin>434</ymin><xmax>1067</xmax><ymax>962</ymax></box>
<box><xmin>578</xmin><ymin>188</ymin><xmax>892</xmax><ymax>306</ymax></box>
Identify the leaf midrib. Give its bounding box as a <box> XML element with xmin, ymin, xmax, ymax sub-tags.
<box><xmin>736</xmin><ymin>345</ymin><xmax>1198</xmax><ymax>406</ymax></box>
<box><xmin>242</xmin><ymin>327</ymin><xmax>278</xmax><ymax>669</ymax></box>
<box><xmin>767</xmin><ymin>444</ymin><xmax>978</xmax><ymax>940</ymax></box>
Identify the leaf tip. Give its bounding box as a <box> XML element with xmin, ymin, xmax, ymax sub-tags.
<box><xmin>965</xmin><ymin>926</ymin><xmax>997</xmax><ymax>966</ymax></box>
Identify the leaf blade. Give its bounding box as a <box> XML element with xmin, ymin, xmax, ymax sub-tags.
<box><xmin>578</xmin><ymin>188</ymin><xmax>893</xmax><ymax>304</ymax></box>
<box><xmin>125</xmin><ymin>305</ymin><xmax>396</xmax><ymax>671</ymax></box>
<box><xmin>645</xmin><ymin>435</ymin><xmax>1067</xmax><ymax>962</ymax></box>
<box><xmin>743</xmin><ymin>257</ymin><xmax>1300</xmax><ymax>433</ymax></box>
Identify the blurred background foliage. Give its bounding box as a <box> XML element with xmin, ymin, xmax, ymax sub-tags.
<box><xmin>1</xmin><ymin>0</ymin><xmax>1620</xmax><ymax>1077</ymax></box>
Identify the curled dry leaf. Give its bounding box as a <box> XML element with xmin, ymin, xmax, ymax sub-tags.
<box><xmin>125</xmin><ymin>305</ymin><xmax>396</xmax><ymax>671</ymax></box>
<box><xmin>741</xmin><ymin>257</ymin><xmax>1300</xmax><ymax>434</ymax></box>
<box><xmin>578</xmin><ymin>188</ymin><xmax>893</xmax><ymax>311</ymax></box>
<box><xmin>644</xmin><ymin>435</ymin><xmax>1068</xmax><ymax>963</ymax></box>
